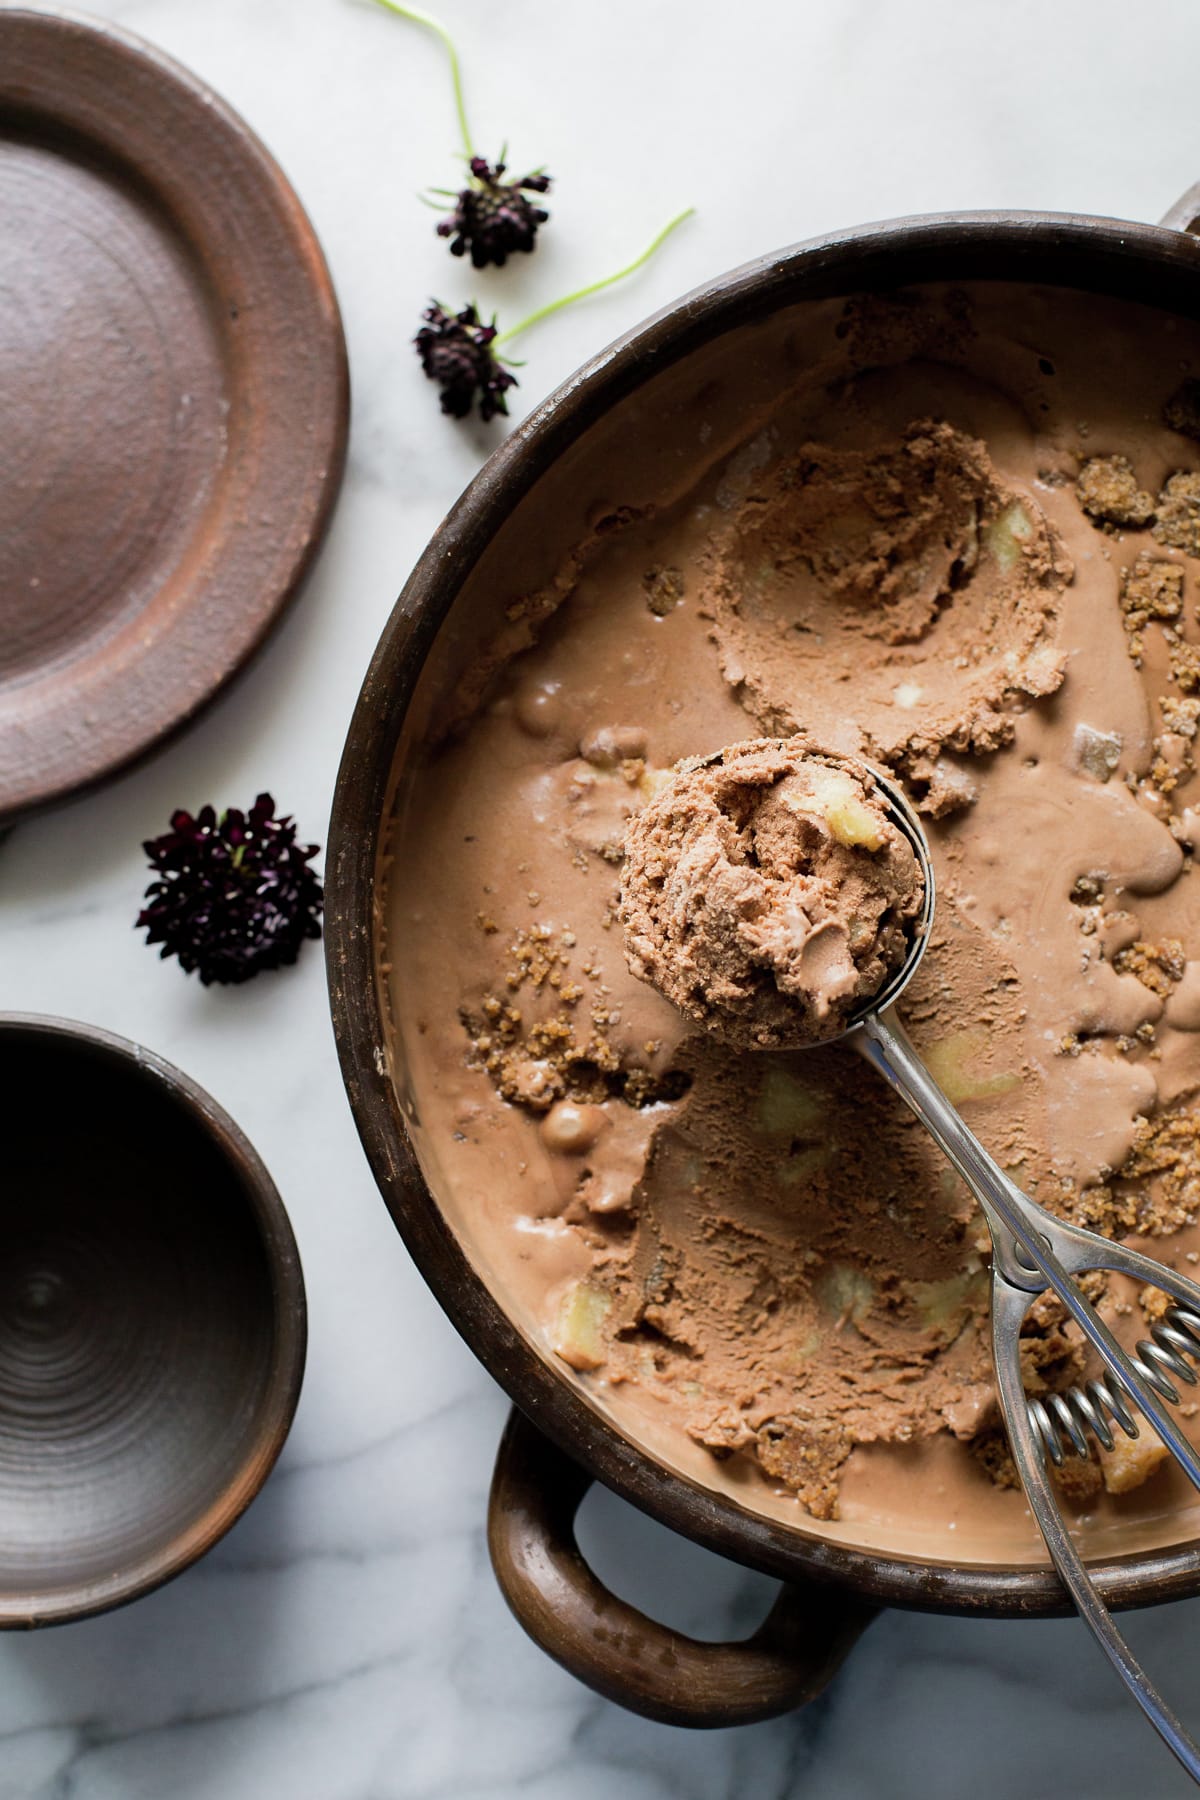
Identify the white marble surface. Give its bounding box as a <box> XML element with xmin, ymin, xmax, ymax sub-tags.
<box><xmin>5</xmin><ymin>0</ymin><xmax>1200</xmax><ymax>1793</ymax></box>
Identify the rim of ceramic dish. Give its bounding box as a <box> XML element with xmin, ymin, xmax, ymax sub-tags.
<box><xmin>0</xmin><ymin>1012</ymin><xmax>307</xmax><ymax>1626</ymax></box>
<box><xmin>327</xmin><ymin>209</ymin><xmax>1200</xmax><ymax>1617</ymax></box>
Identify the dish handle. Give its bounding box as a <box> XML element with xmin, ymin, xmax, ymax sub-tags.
<box><xmin>1160</xmin><ymin>184</ymin><xmax>1200</xmax><ymax>235</ymax></box>
<box><xmin>487</xmin><ymin>1406</ymin><xmax>878</xmax><ymax>1728</ymax></box>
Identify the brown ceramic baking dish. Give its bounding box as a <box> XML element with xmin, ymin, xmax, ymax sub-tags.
<box><xmin>328</xmin><ymin>185</ymin><xmax>1200</xmax><ymax>1727</ymax></box>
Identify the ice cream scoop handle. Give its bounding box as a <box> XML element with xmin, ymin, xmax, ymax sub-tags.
<box><xmin>487</xmin><ymin>1406</ymin><xmax>877</xmax><ymax>1727</ymax></box>
<box><xmin>991</xmin><ymin>1278</ymin><xmax>1200</xmax><ymax>1785</ymax></box>
<box><xmin>1160</xmin><ymin>183</ymin><xmax>1200</xmax><ymax>235</ymax></box>
<box><xmin>852</xmin><ymin>1006</ymin><xmax>1058</xmax><ymax>1289</ymax></box>
<box><xmin>853</xmin><ymin>1005</ymin><xmax>1200</xmax><ymax>1783</ymax></box>
<box><xmin>855</xmin><ymin>1008</ymin><xmax>1200</xmax><ymax>1488</ymax></box>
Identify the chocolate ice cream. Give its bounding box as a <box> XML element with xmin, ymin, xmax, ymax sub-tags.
<box><xmin>383</xmin><ymin>282</ymin><xmax>1200</xmax><ymax>1558</ymax></box>
<box><xmin>619</xmin><ymin>739</ymin><xmax>924</xmax><ymax>1048</ymax></box>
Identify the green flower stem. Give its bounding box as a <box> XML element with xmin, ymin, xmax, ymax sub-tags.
<box><xmin>369</xmin><ymin>0</ymin><xmax>474</xmax><ymax>159</ymax></box>
<box><xmin>493</xmin><ymin>208</ymin><xmax>695</xmax><ymax>349</ymax></box>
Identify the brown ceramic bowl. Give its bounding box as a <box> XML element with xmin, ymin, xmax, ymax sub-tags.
<box><xmin>0</xmin><ymin>1015</ymin><xmax>306</xmax><ymax>1627</ymax></box>
<box><xmin>328</xmin><ymin>188</ymin><xmax>1200</xmax><ymax>1726</ymax></box>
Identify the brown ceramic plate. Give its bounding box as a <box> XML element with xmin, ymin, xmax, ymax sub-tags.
<box><xmin>0</xmin><ymin>8</ymin><xmax>349</xmax><ymax>827</ymax></box>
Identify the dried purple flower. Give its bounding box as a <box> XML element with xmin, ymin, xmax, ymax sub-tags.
<box><xmin>438</xmin><ymin>156</ymin><xmax>552</xmax><ymax>268</ymax></box>
<box><xmin>414</xmin><ymin>209</ymin><xmax>693</xmax><ymax>427</ymax></box>
<box><xmin>414</xmin><ymin>301</ymin><xmax>517</xmax><ymax>422</ymax></box>
<box><xmin>137</xmin><ymin>794</ymin><xmax>323</xmax><ymax>985</ymax></box>
<box><xmin>365</xmin><ymin>5</ymin><xmax>552</xmax><ymax>264</ymax></box>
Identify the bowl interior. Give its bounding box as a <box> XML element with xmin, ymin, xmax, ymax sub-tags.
<box><xmin>347</xmin><ymin>228</ymin><xmax>1200</xmax><ymax>1608</ymax></box>
<box><xmin>0</xmin><ymin>1019</ymin><xmax>303</xmax><ymax>1623</ymax></box>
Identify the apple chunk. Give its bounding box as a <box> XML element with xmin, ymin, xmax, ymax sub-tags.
<box><xmin>800</xmin><ymin>765</ymin><xmax>887</xmax><ymax>851</ymax></box>
<box><xmin>553</xmin><ymin>1281</ymin><xmax>611</xmax><ymax>1371</ymax></box>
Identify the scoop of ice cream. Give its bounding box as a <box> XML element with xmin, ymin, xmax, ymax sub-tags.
<box><xmin>619</xmin><ymin>738</ymin><xmax>925</xmax><ymax>1050</ymax></box>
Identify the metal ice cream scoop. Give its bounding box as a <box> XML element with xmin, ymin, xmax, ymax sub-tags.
<box><xmin>841</xmin><ymin>764</ymin><xmax>1200</xmax><ymax>1783</ymax></box>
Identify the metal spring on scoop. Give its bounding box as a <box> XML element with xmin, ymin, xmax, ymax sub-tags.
<box><xmin>1028</xmin><ymin>1306</ymin><xmax>1200</xmax><ymax>1466</ymax></box>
